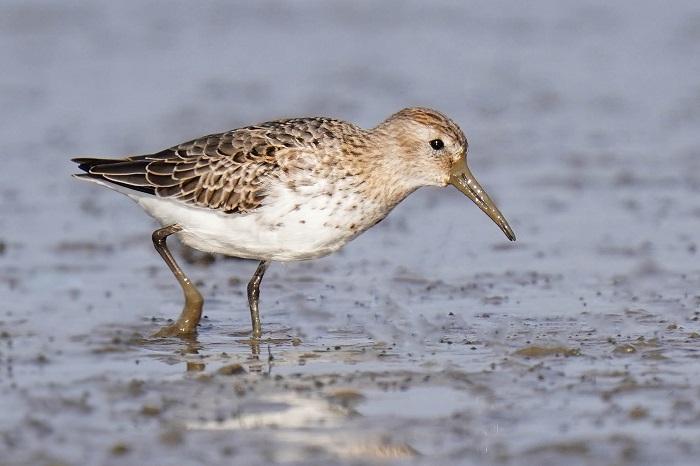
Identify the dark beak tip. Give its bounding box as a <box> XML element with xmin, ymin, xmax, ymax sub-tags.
<box><xmin>500</xmin><ymin>224</ymin><xmax>516</xmax><ymax>242</ymax></box>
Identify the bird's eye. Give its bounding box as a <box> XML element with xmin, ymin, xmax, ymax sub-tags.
<box><xmin>429</xmin><ymin>139</ymin><xmax>444</xmax><ymax>150</ymax></box>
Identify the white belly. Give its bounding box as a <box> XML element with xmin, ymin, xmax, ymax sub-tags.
<box><xmin>132</xmin><ymin>185</ymin><xmax>378</xmax><ymax>262</ymax></box>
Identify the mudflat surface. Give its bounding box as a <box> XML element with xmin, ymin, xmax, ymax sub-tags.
<box><xmin>1</xmin><ymin>1</ymin><xmax>699</xmax><ymax>465</ymax></box>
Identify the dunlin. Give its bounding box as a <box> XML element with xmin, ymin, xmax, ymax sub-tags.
<box><xmin>73</xmin><ymin>107</ymin><xmax>515</xmax><ymax>338</ymax></box>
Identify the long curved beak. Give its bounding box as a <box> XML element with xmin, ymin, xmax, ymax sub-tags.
<box><xmin>449</xmin><ymin>154</ymin><xmax>516</xmax><ymax>241</ymax></box>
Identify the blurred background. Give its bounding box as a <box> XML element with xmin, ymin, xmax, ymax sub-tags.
<box><xmin>1</xmin><ymin>1</ymin><xmax>699</xmax><ymax>465</ymax></box>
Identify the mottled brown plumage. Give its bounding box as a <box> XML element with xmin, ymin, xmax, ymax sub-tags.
<box><xmin>75</xmin><ymin>117</ymin><xmax>352</xmax><ymax>213</ymax></box>
<box><xmin>72</xmin><ymin>107</ymin><xmax>515</xmax><ymax>339</ymax></box>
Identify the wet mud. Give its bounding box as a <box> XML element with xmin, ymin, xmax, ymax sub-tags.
<box><xmin>2</xmin><ymin>1</ymin><xmax>700</xmax><ymax>465</ymax></box>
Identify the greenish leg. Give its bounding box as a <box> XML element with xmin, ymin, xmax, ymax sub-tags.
<box><xmin>151</xmin><ymin>225</ymin><xmax>203</xmax><ymax>338</ymax></box>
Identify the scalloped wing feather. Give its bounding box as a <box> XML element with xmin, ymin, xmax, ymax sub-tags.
<box><xmin>72</xmin><ymin>117</ymin><xmax>352</xmax><ymax>213</ymax></box>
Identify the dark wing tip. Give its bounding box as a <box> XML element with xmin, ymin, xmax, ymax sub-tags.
<box><xmin>72</xmin><ymin>157</ymin><xmax>109</xmax><ymax>173</ymax></box>
<box><xmin>71</xmin><ymin>157</ymin><xmax>156</xmax><ymax>196</ymax></box>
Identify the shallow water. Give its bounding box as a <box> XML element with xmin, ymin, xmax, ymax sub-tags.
<box><xmin>2</xmin><ymin>1</ymin><xmax>700</xmax><ymax>465</ymax></box>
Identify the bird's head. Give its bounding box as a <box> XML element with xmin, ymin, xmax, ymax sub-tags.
<box><xmin>377</xmin><ymin>107</ymin><xmax>516</xmax><ymax>241</ymax></box>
